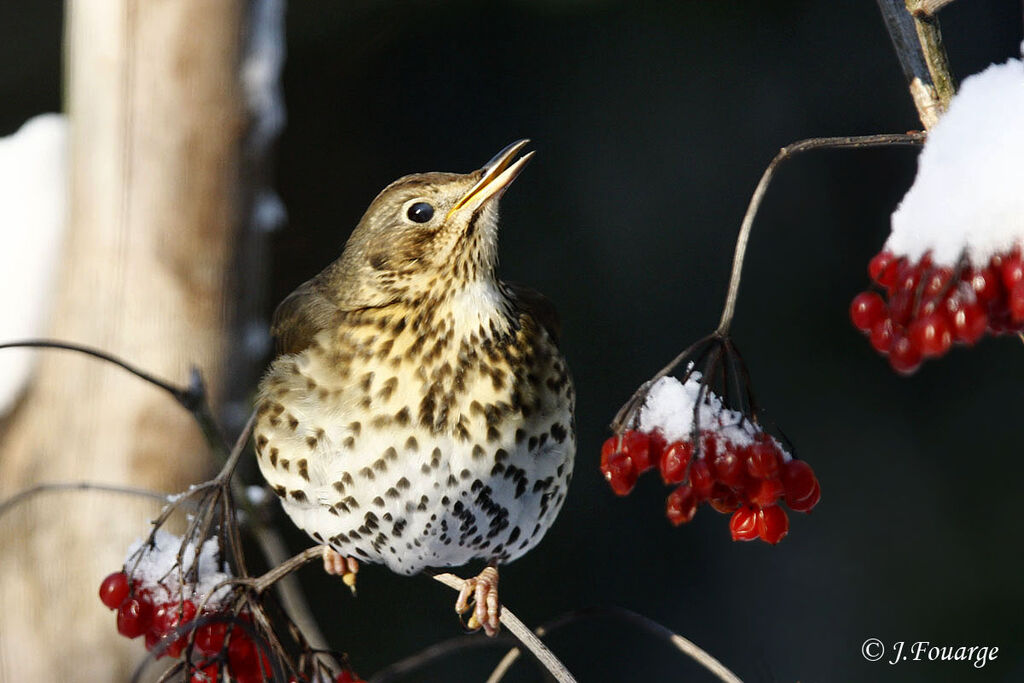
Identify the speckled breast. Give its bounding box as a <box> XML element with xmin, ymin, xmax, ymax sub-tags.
<box><xmin>253</xmin><ymin>301</ymin><xmax>575</xmax><ymax>575</ymax></box>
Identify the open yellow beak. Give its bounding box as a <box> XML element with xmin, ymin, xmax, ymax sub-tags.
<box><xmin>448</xmin><ymin>139</ymin><xmax>534</xmax><ymax>218</ymax></box>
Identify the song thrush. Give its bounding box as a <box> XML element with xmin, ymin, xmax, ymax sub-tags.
<box><xmin>254</xmin><ymin>141</ymin><xmax>575</xmax><ymax>636</ymax></box>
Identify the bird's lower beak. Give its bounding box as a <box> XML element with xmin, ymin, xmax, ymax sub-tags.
<box><xmin>448</xmin><ymin>139</ymin><xmax>534</xmax><ymax>217</ymax></box>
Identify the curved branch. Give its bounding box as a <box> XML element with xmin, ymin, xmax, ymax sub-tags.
<box><xmin>0</xmin><ymin>339</ymin><xmax>227</xmax><ymax>454</ymax></box>
<box><xmin>487</xmin><ymin>606</ymin><xmax>742</xmax><ymax>683</ymax></box>
<box><xmin>0</xmin><ymin>481</ymin><xmax>171</xmax><ymax>521</ymax></box>
<box><xmin>716</xmin><ymin>133</ymin><xmax>926</xmax><ymax>335</ymax></box>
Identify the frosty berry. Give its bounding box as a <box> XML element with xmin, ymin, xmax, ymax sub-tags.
<box><xmin>851</xmin><ymin>247</ymin><xmax>1024</xmax><ymax>373</ymax></box>
<box><xmin>601</xmin><ymin>374</ymin><xmax>820</xmax><ymax>545</ymax></box>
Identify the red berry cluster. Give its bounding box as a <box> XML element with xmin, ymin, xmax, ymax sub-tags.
<box><xmin>851</xmin><ymin>248</ymin><xmax>1024</xmax><ymax>374</ymax></box>
<box><xmin>99</xmin><ymin>570</ymin><xmax>281</xmax><ymax>682</ymax></box>
<box><xmin>600</xmin><ymin>428</ymin><xmax>820</xmax><ymax>544</ymax></box>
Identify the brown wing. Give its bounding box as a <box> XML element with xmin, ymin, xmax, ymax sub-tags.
<box><xmin>504</xmin><ymin>281</ymin><xmax>562</xmax><ymax>346</ymax></box>
<box><xmin>270</xmin><ymin>277</ymin><xmax>341</xmax><ymax>355</ymax></box>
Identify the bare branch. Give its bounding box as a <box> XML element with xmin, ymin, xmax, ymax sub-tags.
<box><xmin>907</xmin><ymin>0</ymin><xmax>958</xmax><ymax>16</ymax></box>
<box><xmin>487</xmin><ymin>606</ymin><xmax>743</xmax><ymax>683</ymax></box>
<box><xmin>716</xmin><ymin>133</ymin><xmax>926</xmax><ymax>335</ymax></box>
<box><xmin>0</xmin><ymin>481</ymin><xmax>170</xmax><ymax>520</ymax></box>
<box><xmin>430</xmin><ymin>572</ymin><xmax>577</xmax><ymax>683</ymax></box>
<box><xmin>876</xmin><ymin>0</ymin><xmax>956</xmax><ymax>127</ymax></box>
<box><xmin>252</xmin><ymin>546</ymin><xmax>324</xmax><ymax>593</ymax></box>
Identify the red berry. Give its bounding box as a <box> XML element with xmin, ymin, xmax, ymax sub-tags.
<box><xmin>647</xmin><ymin>429</ymin><xmax>668</xmax><ymax>468</ymax></box>
<box><xmin>970</xmin><ymin>267</ymin><xmax>1002</xmax><ymax>305</ymax></box>
<box><xmin>888</xmin><ymin>289</ymin><xmax>913</xmax><ymax>326</ymax></box>
<box><xmin>868</xmin><ymin>251</ymin><xmax>894</xmax><ymax>284</ymax></box>
<box><xmin>195</xmin><ymin>621</ymin><xmax>228</xmax><ymax>654</ymax></box>
<box><xmin>788</xmin><ymin>479</ymin><xmax>821</xmax><ymax>512</ymax></box>
<box><xmin>888</xmin><ymin>334</ymin><xmax>922</xmax><ymax>374</ymax></box>
<box><xmin>756</xmin><ymin>506</ymin><xmax>789</xmax><ymax>544</ymax></box>
<box><xmin>601</xmin><ymin>451</ymin><xmax>638</xmax><ymax>496</ymax></box>
<box><xmin>227</xmin><ymin>632</ymin><xmax>259</xmax><ymax>677</ymax></box>
<box><xmin>709</xmin><ymin>485</ymin><xmax>741</xmax><ymax>514</ymax></box>
<box><xmin>850</xmin><ymin>292</ymin><xmax>886</xmax><ymax>332</ymax></box>
<box><xmin>152</xmin><ymin>600</ymin><xmax>197</xmax><ymax>658</ymax></box>
<box><xmin>869</xmin><ymin>318</ymin><xmax>895</xmax><ymax>353</ymax></box>
<box><xmin>689</xmin><ymin>459</ymin><xmax>714</xmax><ymax>499</ymax></box>
<box><xmin>1000</xmin><ymin>253</ymin><xmax>1024</xmax><ymax>290</ymax></box>
<box><xmin>895</xmin><ymin>261</ymin><xmax>921</xmax><ymax>293</ymax></box>
<box><xmin>729</xmin><ymin>507</ymin><xmax>759</xmax><ymax>541</ymax></box>
<box><xmin>1010</xmin><ymin>281</ymin><xmax>1024</xmax><ymax>322</ymax></box>
<box><xmin>666</xmin><ymin>484</ymin><xmax>698</xmax><ymax>526</ymax></box>
<box><xmin>659</xmin><ymin>440</ymin><xmax>693</xmax><ymax>484</ymax></box>
<box><xmin>923</xmin><ymin>267</ymin><xmax>953</xmax><ymax>298</ymax></box>
<box><xmin>909</xmin><ymin>313</ymin><xmax>952</xmax><ymax>357</ymax></box>
<box><xmin>948</xmin><ymin>300</ymin><xmax>988</xmax><ymax>345</ymax></box>
<box><xmin>620</xmin><ymin>430</ymin><xmax>652</xmax><ymax>471</ymax></box>
<box><xmin>117</xmin><ymin>596</ymin><xmax>154</xmax><ymax>639</ymax></box>
<box><xmin>783</xmin><ymin>461</ymin><xmax>821</xmax><ymax>512</ymax></box>
<box><xmin>744</xmin><ymin>439</ymin><xmax>781</xmax><ymax>479</ymax></box>
<box><xmin>781</xmin><ymin>460</ymin><xmax>815</xmax><ymax>504</ymax></box>
<box><xmin>748</xmin><ymin>478</ymin><xmax>784</xmax><ymax>508</ymax></box>
<box><xmin>99</xmin><ymin>571</ymin><xmax>130</xmax><ymax>610</ymax></box>
<box><xmin>710</xmin><ymin>443</ymin><xmax>745</xmax><ymax>488</ymax></box>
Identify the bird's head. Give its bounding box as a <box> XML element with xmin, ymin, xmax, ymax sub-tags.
<box><xmin>330</xmin><ymin>140</ymin><xmax>533</xmax><ymax>308</ymax></box>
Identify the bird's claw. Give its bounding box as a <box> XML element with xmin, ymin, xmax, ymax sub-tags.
<box><xmin>455</xmin><ymin>566</ymin><xmax>501</xmax><ymax>637</ymax></box>
<box><xmin>322</xmin><ymin>546</ymin><xmax>359</xmax><ymax>596</ymax></box>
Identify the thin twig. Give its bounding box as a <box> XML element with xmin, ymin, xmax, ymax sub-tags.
<box><xmin>251</xmin><ymin>518</ymin><xmax>331</xmax><ymax>650</ymax></box>
<box><xmin>252</xmin><ymin>546</ymin><xmax>324</xmax><ymax>593</ymax></box>
<box><xmin>0</xmin><ymin>481</ymin><xmax>171</xmax><ymax>520</ymax></box>
<box><xmin>0</xmin><ymin>339</ymin><xmax>185</xmax><ymax>398</ymax></box>
<box><xmin>487</xmin><ymin>606</ymin><xmax>743</xmax><ymax>683</ymax></box>
<box><xmin>430</xmin><ymin>572</ymin><xmax>577</xmax><ymax>683</ymax></box>
<box><xmin>716</xmin><ymin>133</ymin><xmax>926</xmax><ymax>336</ymax></box>
<box><xmin>0</xmin><ymin>339</ymin><xmax>228</xmax><ymax>456</ymax></box>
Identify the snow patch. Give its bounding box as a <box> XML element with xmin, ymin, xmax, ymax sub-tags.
<box><xmin>638</xmin><ymin>374</ymin><xmax>790</xmax><ymax>459</ymax></box>
<box><xmin>887</xmin><ymin>54</ymin><xmax>1024</xmax><ymax>265</ymax></box>
<box><xmin>125</xmin><ymin>529</ymin><xmax>233</xmax><ymax>607</ymax></box>
<box><xmin>0</xmin><ymin>114</ymin><xmax>68</xmax><ymax>413</ymax></box>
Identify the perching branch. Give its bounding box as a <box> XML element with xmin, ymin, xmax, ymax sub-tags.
<box><xmin>430</xmin><ymin>572</ymin><xmax>577</xmax><ymax>683</ymax></box>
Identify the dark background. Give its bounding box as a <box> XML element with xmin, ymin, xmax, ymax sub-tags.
<box><xmin>3</xmin><ymin>1</ymin><xmax>1023</xmax><ymax>681</ymax></box>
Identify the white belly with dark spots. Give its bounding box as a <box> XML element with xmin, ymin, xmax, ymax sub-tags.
<box><xmin>255</xmin><ymin>338</ymin><xmax>575</xmax><ymax>575</ymax></box>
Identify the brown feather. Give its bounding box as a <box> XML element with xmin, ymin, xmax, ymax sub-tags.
<box><xmin>270</xmin><ymin>277</ymin><xmax>340</xmax><ymax>355</ymax></box>
<box><xmin>504</xmin><ymin>281</ymin><xmax>562</xmax><ymax>345</ymax></box>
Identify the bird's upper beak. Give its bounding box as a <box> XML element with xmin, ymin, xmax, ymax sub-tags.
<box><xmin>448</xmin><ymin>139</ymin><xmax>534</xmax><ymax>218</ymax></box>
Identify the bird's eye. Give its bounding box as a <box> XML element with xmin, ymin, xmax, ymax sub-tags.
<box><xmin>407</xmin><ymin>202</ymin><xmax>434</xmax><ymax>223</ymax></box>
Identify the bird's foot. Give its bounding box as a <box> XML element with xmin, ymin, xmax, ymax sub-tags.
<box><xmin>321</xmin><ymin>546</ymin><xmax>359</xmax><ymax>595</ymax></box>
<box><xmin>455</xmin><ymin>565</ymin><xmax>501</xmax><ymax>637</ymax></box>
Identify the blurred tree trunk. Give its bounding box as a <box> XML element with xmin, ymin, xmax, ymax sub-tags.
<box><xmin>0</xmin><ymin>1</ymin><xmax>244</xmax><ymax>680</ymax></box>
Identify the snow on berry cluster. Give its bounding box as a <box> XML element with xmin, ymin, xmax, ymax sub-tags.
<box><xmin>851</xmin><ymin>55</ymin><xmax>1024</xmax><ymax>374</ymax></box>
<box><xmin>100</xmin><ymin>530</ymin><xmax>366</xmax><ymax>683</ymax></box>
<box><xmin>600</xmin><ymin>374</ymin><xmax>820</xmax><ymax>544</ymax></box>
